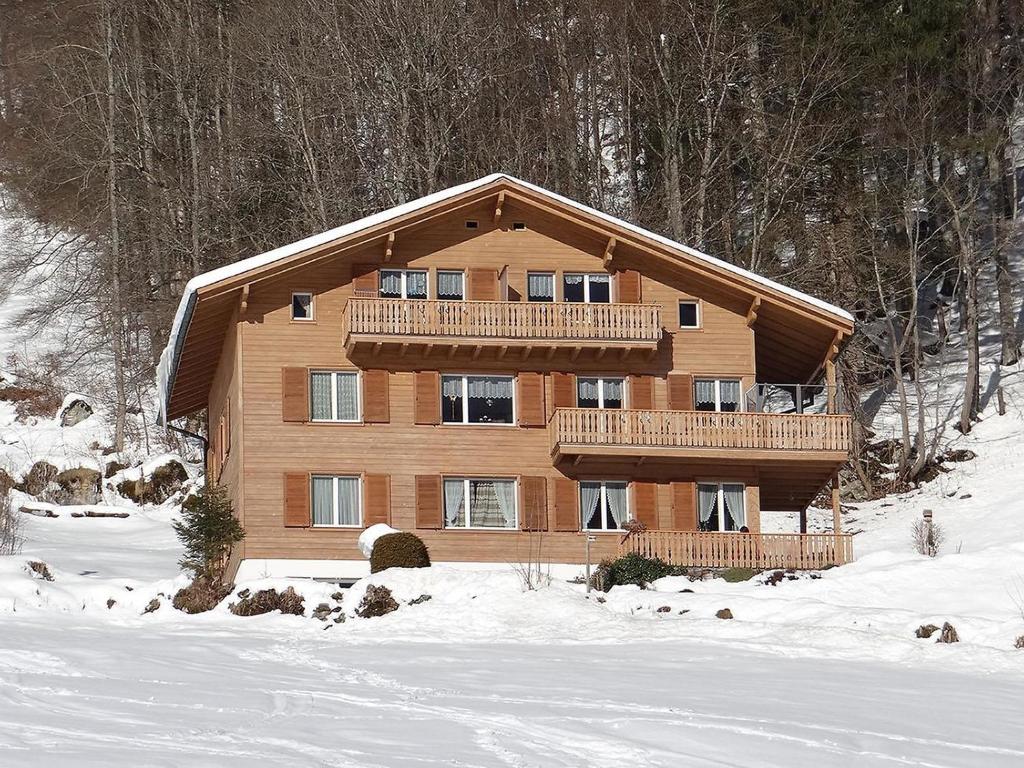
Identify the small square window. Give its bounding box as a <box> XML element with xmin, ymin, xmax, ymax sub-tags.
<box><xmin>512</xmin><ymin>222</ymin><xmax>526</xmax><ymax>231</ymax></box>
<box><xmin>292</xmin><ymin>292</ymin><xmax>313</xmax><ymax>321</ymax></box>
<box><xmin>679</xmin><ymin>301</ymin><xmax>699</xmax><ymax>328</ymax></box>
<box><xmin>465</xmin><ymin>220</ymin><xmax>479</xmax><ymax>229</ymax></box>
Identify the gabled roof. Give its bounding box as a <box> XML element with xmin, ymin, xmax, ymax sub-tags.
<box><xmin>157</xmin><ymin>173</ymin><xmax>853</xmax><ymax>423</ymax></box>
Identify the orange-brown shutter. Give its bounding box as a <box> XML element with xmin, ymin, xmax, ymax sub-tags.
<box><xmin>352</xmin><ymin>263</ymin><xmax>378</xmax><ymax>296</ymax></box>
<box><xmin>520</xmin><ymin>476</ymin><xmax>549</xmax><ymax>531</ymax></box>
<box><xmin>552</xmin><ymin>372</ymin><xmax>576</xmax><ymax>409</ymax></box>
<box><xmin>282</xmin><ymin>367</ymin><xmax>308</xmax><ymax>422</ymax></box>
<box><xmin>671</xmin><ymin>481</ymin><xmax>697</xmax><ymax>530</ymax></box>
<box><xmin>362</xmin><ymin>369</ymin><xmax>390</xmax><ymax>423</ymax></box>
<box><xmin>553</xmin><ymin>477</ymin><xmax>580</xmax><ymax>531</ymax></box>
<box><xmin>617</xmin><ymin>269</ymin><xmax>641</xmax><ymax>303</ymax></box>
<box><xmin>629</xmin><ymin>375</ymin><xmax>654</xmax><ymax>410</ymax></box>
<box><xmin>415</xmin><ymin>475</ymin><xmax>443</xmax><ymax>529</ymax></box>
<box><xmin>284</xmin><ymin>472</ymin><xmax>311</xmax><ymax>527</ymax></box>
<box><xmin>363</xmin><ymin>474</ymin><xmax>391</xmax><ymax>526</ymax></box>
<box><xmin>667</xmin><ymin>373</ymin><xmax>694</xmax><ymax>411</ymax></box>
<box><xmin>414</xmin><ymin>371</ymin><xmax>441</xmax><ymax>425</ymax></box>
<box><xmin>467</xmin><ymin>268</ymin><xmax>499</xmax><ymax>300</ymax></box>
<box><xmin>633</xmin><ymin>482</ymin><xmax>658</xmax><ymax>530</ymax></box>
<box><xmin>517</xmin><ymin>372</ymin><xmax>545</xmax><ymax>426</ymax></box>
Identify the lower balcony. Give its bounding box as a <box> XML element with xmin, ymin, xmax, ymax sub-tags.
<box><xmin>550</xmin><ymin>408</ymin><xmax>852</xmax><ymax>463</ymax></box>
<box><xmin>621</xmin><ymin>529</ymin><xmax>854</xmax><ymax>570</ymax></box>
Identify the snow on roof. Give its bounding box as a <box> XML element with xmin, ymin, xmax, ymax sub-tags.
<box><xmin>157</xmin><ymin>173</ymin><xmax>853</xmax><ymax>422</ymax></box>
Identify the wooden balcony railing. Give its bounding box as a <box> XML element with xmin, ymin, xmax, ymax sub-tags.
<box><xmin>343</xmin><ymin>297</ymin><xmax>662</xmax><ymax>346</ymax></box>
<box><xmin>551</xmin><ymin>408</ymin><xmax>852</xmax><ymax>454</ymax></box>
<box><xmin>621</xmin><ymin>530</ymin><xmax>854</xmax><ymax>570</ymax></box>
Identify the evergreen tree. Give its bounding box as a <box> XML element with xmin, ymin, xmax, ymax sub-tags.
<box><xmin>172</xmin><ymin>485</ymin><xmax>244</xmax><ymax>583</ymax></box>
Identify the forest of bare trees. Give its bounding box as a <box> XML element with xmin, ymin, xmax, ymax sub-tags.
<box><xmin>0</xmin><ymin>0</ymin><xmax>1021</xmax><ymax>487</ymax></box>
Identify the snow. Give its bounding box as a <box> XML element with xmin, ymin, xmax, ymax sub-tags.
<box><xmin>156</xmin><ymin>173</ymin><xmax>854</xmax><ymax>421</ymax></box>
<box><xmin>357</xmin><ymin>522</ymin><xmax>399</xmax><ymax>558</ymax></box>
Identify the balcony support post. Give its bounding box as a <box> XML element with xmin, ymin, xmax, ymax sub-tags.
<box><xmin>831</xmin><ymin>470</ymin><xmax>842</xmax><ymax>534</ymax></box>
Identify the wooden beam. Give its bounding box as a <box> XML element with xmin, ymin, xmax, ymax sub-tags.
<box><xmin>472</xmin><ymin>345</ymin><xmax>483</xmax><ymax>360</ymax></box>
<box><xmin>570</xmin><ymin>346</ymin><xmax>582</xmax><ymax>362</ymax></box>
<box><xmin>239</xmin><ymin>284</ymin><xmax>250</xmax><ymax>316</ymax></box>
<box><xmin>373</xmin><ymin>342</ymin><xmax>382</xmax><ymax>356</ymax></box>
<box><xmin>603</xmin><ymin>236</ymin><xmax>616</xmax><ymax>267</ymax></box>
<box><xmin>425</xmin><ymin>343</ymin><xmax>434</xmax><ymax>357</ymax></box>
<box><xmin>448</xmin><ymin>345</ymin><xmax>458</xmax><ymax>359</ymax></box>
<box><xmin>746</xmin><ymin>295</ymin><xmax>761</xmax><ymax>328</ymax></box>
<box><xmin>596</xmin><ymin>346</ymin><xmax>607</xmax><ymax>360</ymax></box>
<box><xmin>494</xmin><ymin>190</ymin><xmax>505</xmax><ymax>223</ymax></box>
<box><xmin>383</xmin><ymin>231</ymin><xmax>395</xmax><ymax>262</ymax></box>
<box><xmin>831</xmin><ymin>471</ymin><xmax>842</xmax><ymax>533</ymax></box>
<box><xmin>399</xmin><ymin>342</ymin><xmax>409</xmax><ymax>357</ymax></box>
<box><xmin>522</xmin><ymin>345</ymin><xmax>532</xmax><ymax>360</ymax></box>
<box><xmin>498</xmin><ymin>345</ymin><xmax>508</xmax><ymax>359</ymax></box>
<box><xmin>546</xmin><ymin>347</ymin><xmax>556</xmax><ymax>360</ymax></box>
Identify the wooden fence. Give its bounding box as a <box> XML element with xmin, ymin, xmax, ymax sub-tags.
<box><xmin>620</xmin><ymin>530</ymin><xmax>854</xmax><ymax>570</ymax></box>
<box><xmin>344</xmin><ymin>297</ymin><xmax>662</xmax><ymax>343</ymax></box>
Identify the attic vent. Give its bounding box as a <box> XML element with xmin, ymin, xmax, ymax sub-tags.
<box><xmin>465</xmin><ymin>220</ymin><xmax>479</xmax><ymax>229</ymax></box>
<box><xmin>512</xmin><ymin>222</ymin><xmax>526</xmax><ymax>231</ymax></box>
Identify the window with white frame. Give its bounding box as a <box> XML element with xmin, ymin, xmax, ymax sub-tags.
<box><xmin>437</xmin><ymin>270</ymin><xmax>464</xmax><ymax>300</ymax></box>
<box><xmin>441</xmin><ymin>374</ymin><xmax>515</xmax><ymax>424</ymax></box>
<box><xmin>697</xmin><ymin>483</ymin><xmax>746</xmax><ymax>532</ymax></box>
<box><xmin>563</xmin><ymin>272</ymin><xmax>611</xmax><ymax>303</ymax></box>
<box><xmin>291</xmin><ymin>292</ymin><xmax>313</xmax><ymax>320</ymax></box>
<box><xmin>311</xmin><ymin>475</ymin><xmax>362</xmax><ymax>527</ymax></box>
<box><xmin>678</xmin><ymin>301</ymin><xmax>700</xmax><ymax>328</ymax></box>
<box><xmin>580</xmin><ymin>480</ymin><xmax>628</xmax><ymax>530</ymax></box>
<box><xmin>443</xmin><ymin>477</ymin><xmax>517</xmax><ymax>529</ymax></box>
<box><xmin>310</xmin><ymin>371</ymin><xmax>360</xmax><ymax>422</ymax></box>
<box><xmin>527</xmin><ymin>272</ymin><xmax>555</xmax><ymax>302</ymax></box>
<box><xmin>694</xmin><ymin>379</ymin><xmax>742</xmax><ymax>412</ymax></box>
<box><xmin>379</xmin><ymin>269</ymin><xmax>428</xmax><ymax>299</ymax></box>
<box><xmin>576</xmin><ymin>377</ymin><xmax>624</xmax><ymax>409</ymax></box>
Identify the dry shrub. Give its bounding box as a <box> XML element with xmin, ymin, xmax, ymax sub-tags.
<box><xmin>1014</xmin><ymin>635</ymin><xmax>1024</xmax><ymax>650</ymax></box>
<box><xmin>356</xmin><ymin>584</ymin><xmax>399</xmax><ymax>618</ymax></box>
<box><xmin>229</xmin><ymin>586</ymin><xmax>304</xmax><ymax>617</ymax></box>
<box><xmin>27</xmin><ymin>560</ymin><xmax>53</xmax><ymax>581</ymax></box>
<box><xmin>172</xmin><ymin>577</ymin><xmax>232</xmax><ymax>614</ymax></box>
<box><xmin>0</xmin><ymin>384</ymin><xmax>62</xmax><ymax>421</ymax></box>
<box><xmin>18</xmin><ymin>461</ymin><xmax>59</xmax><ymax>498</ymax></box>
<box><xmin>0</xmin><ymin>491</ymin><xmax>22</xmax><ymax>556</ymax></box>
<box><xmin>912</xmin><ymin>519</ymin><xmax>944</xmax><ymax>557</ymax></box>
<box><xmin>937</xmin><ymin>622</ymin><xmax>959</xmax><ymax>644</ymax></box>
<box><xmin>370</xmin><ymin>532</ymin><xmax>431</xmax><ymax>574</ymax></box>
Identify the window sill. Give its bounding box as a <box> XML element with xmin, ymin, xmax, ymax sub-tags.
<box><xmin>310</xmin><ymin>524</ymin><xmax>363</xmax><ymax>530</ymax></box>
<box><xmin>439</xmin><ymin>422</ymin><xmax>518</xmax><ymax>428</ymax></box>
<box><xmin>308</xmin><ymin>420</ymin><xmax>364</xmax><ymax>425</ymax></box>
<box><xmin>441</xmin><ymin>527</ymin><xmax>520</xmax><ymax>533</ymax></box>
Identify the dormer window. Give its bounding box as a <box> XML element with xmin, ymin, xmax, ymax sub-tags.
<box><xmin>291</xmin><ymin>292</ymin><xmax>313</xmax><ymax>321</ymax></box>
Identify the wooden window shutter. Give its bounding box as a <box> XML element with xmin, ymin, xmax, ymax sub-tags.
<box><xmin>415</xmin><ymin>475</ymin><xmax>443</xmax><ymax>529</ymax></box>
<box><xmin>363</xmin><ymin>474</ymin><xmax>391</xmax><ymax>526</ymax></box>
<box><xmin>352</xmin><ymin>263</ymin><xmax>378</xmax><ymax>296</ymax></box>
<box><xmin>633</xmin><ymin>482</ymin><xmax>658</xmax><ymax>530</ymax></box>
<box><xmin>553</xmin><ymin>477</ymin><xmax>580</xmax><ymax>531</ymax></box>
<box><xmin>671</xmin><ymin>481</ymin><xmax>697</xmax><ymax>530</ymax></box>
<box><xmin>520</xmin><ymin>476</ymin><xmax>548</xmax><ymax>531</ymax></box>
<box><xmin>667</xmin><ymin>373</ymin><xmax>694</xmax><ymax>411</ymax></box>
<box><xmin>629</xmin><ymin>375</ymin><xmax>655</xmax><ymax>410</ymax></box>
<box><xmin>362</xmin><ymin>369</ymin><xmax>390</xmax><ymax>423</ymax></box>
<box><xmin>414</xmin><ymin>371</ymin><xmax>441</xmax><ymax>425</ymax></box>
<box><xmin>552</xmin><ymin>372</ymin><xmax>576</xmax><ymax>409</ymax></box>
<box><xmin>517</xmin><ymin>372</ymin><xmax>545</xmax><ymax>426</ymax></box>
<box><xmin>284</xmin><ymin>472</ymin><xmax>311</xmax><ymax>527</ymax></box>
<box><xmin>281</xmin><ymin>367</ymin><xmax>309</xmax><ymax>422</ymax></box>
<box><xmin>617</xmin><ymin>270</ymin><xmax>641</xmax><ymax>303</ymax></box>
<box><xmin>467</xmin><ymin>268</ymin><xmax>499</xmax><ymax>301</ymax></box>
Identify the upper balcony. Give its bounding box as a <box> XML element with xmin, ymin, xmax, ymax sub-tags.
<box><xmin>343</xmin><ymin>297</ymin><xmax>663</xmax><ymax>355</ymax></box>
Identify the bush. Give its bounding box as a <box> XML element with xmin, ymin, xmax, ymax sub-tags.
<box><xmin>0</xmin><ymin>490</ymin><xmax>22</xmax><ymax>556</ymax></box>
<box><xmin>356</xmin><ymin>584</ymin><xmax>399</xmax><ymax>618</ymax></box>
<box><xmin>721</xmin><ymin>567</ymin><xmax>758</xmax><ymax>583</ymax></box>
<box><xmin>593</xmin><ymin>553</ymin><xmax>680</xmax><ymax>592</ymax></box>
<box><xmin>0</xmin><ymin>384</ymin><xmax>62</xmax><ymax>420</ymax></box>
<box><xmin>172</xmin><ymin>485</ymin><xmax>244</xmax><ymax>583</ymax></box>
<box><xmin>172</xmin><ymin>577</ymin><xmax>232</xmax><ymax>614</ymax></box>
<box><xmin>370</xmin><ymin>532</ymin><xmax>431</xmax><ymax>574</ymax></box>
<box><xmin>912</xmin><ymin>519</ymin><xmax>944</xmax><ymax>557</ymax></box>
<box><xmin>230</xmin><ymin>587</ymin><xmax>304</xmax><ymax>617</ymax></box>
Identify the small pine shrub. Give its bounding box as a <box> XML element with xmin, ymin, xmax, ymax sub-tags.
<box><xmin>173</xmin><ymin>485</ymin><xmax>244</xmax><ymax>583</ymax></box>
<box><xmin>594</xmin><ymin>553</ymin><xmax>680</xmax><ymax>592</ymax></box>
<box><xmin>370</xmin><ymin>532</ymin><xmax>431</xmax><ymax>574</ymax></box>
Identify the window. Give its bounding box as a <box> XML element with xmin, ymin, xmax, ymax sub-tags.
<box><xmin>465</xmin><ymin>220</ymin><xmax>479</xmax><ymax>229</ymax></box>
<box><xmin>437</xmin><ymin>270</ymin><xmax>465</xmax><ymax>300</ymax></box>
<box><xmin>512</xmin><ymin>221</ymin><xmax>526</xmax><ymax>231</ymax></box>
<box><xmin>291</xmin><ymin>292</ymin><xmax>313</xmax><ymax>321</ymax></box>
<box><xmin>441</xmin><ymin>374</ymin><xmax>515</xmax><ymax>424</ymax></box>
<box><xmin>564</xmin><ymin>273</ymin><xmax>610</xmax><ymax>303</ymax></box>
<box><xmin>310</xmin><ymin>371</ymin><xmax>360</xmax><ymax>422</ymax></box>
<box><xmin>443</xmin><ymin>477</ymin><xmax>517</xmax><ymax>529</ymax></box>
<box><xmin>679</xmin><ymin>301</ymin><xmax>700</xmax><ymax>328</ymax></box>
<box><xmin>577</xmin><ymin>377</ymin><xmax>624</xmax><ymax>409</ymax></box>
<box><xmin>527</xmin><ymin>272</ymin><xmax>555</xmax><ymax>302</ymax></box>
<box><xmin>581</xmin><ymin>481</ymin><xmax>628</xmax><ymax>531</ymax></box>
<box><xmin>697</xmin><ymin>483</ymin><xmax>746</xmax><ymax>532</ymax></box>
<box><xmin>311</xmin><ymin>475</ymin><xmax>362</xmax><ymax>527</ymax></box>
<box><xmin>379</xmin><ymin>269</ymin><xmax>428</xmax><ymax>299</ymax></box>
<box><xmin>694</xmin><ymin>379</ymin><xmax>742</xmax><ymax>412</ymax></box>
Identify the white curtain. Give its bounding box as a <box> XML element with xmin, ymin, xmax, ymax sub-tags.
<box><xmin>577</xmin><ymin>378</ymin><xmax>600</xmax><ymax>401</ymax></box>
<box><xmin>723</xmin><ymin>484</ymin><xmax>745</xmax><ymax>530</ymax></box>
<box><xmin>437</xmin><ymin>271</ymin><xmax>463</xmax><ymax>299</ymax></box>
<box><xmin>406</xmin><ymin>271</ymin><xmax>428</xmax><ymax>297</ymax></box>
<box><xmin>606</xmin><ymin>483</ymin><xmax>627</xmax><ymax>528</ymax></box>
<box><xmin>467</xmin><ymin>376</ymin><xmax>513</xmax><ymax>399</ymax></box>
<box><xmin>336</xmin><ymin>477</ymin><xmax>360</xmax><ymax>525</ymax></box>
<box><xmin>528</xmin><ymin>273</ymin><xmax>553</xmax><ymax>299</ymax></box>
<box><xmin>379</xmin><ymin>271</ymin><xmax>402</xmax><ymax>296</ymax></box>
<box><xmin>698</xmin><ymin>484</ymin><xmax>718</xmax><ymax>528</ymax></box>
<box><xmin>494</xmin><ymin>480</ymin><xmax>517</xmax><ymax>528</ymax></box>
<box><xmin>470</xmin><ymin>480</ymin><xmax>503</xmax><ymax>527</ymax></box>
<box><xmin>580</xmin><ymin>482</ymin><xmax>601</xmax><ymax>529</ymax></box>
<box><xmin>336</xmin><ymin>373</ymin><xmax>359</xmax><ymax>421</ymax></box>
<box><xmin>443</xmin><ymin>479</ymin><xmax>465</xmax><ymax>527</ymax></box>
<box><xmin>695</xmin><ymin>380</ymin><xmax>717</xmax><ymax>407</ymax></box>
<box><xmin>564</xmin><ymin>274</ymin><xmax>584</xmax><ymax>285</ymax></box>
<box><xmin>720</xmin><ymin>380</ymin><xmax>741</xmax><ymax>410</ymax></box>
<box><xmin>442</xmin><ymin>376</ymin><xmax>464</xmax><ymax>398</ymax></box>
<box><xmin>603</xmin><ymin>379</ymin><xmax>624</xmax><ymax>403</ymax></box>
<box><xmin>310</xmin><ymin>373</ymin><xmax>333</xmax><ymax>420</ymax></box>
<box><xmin>589</xmin><ymin>274</ymin><xmax>610</xmax><ymax>286</ymax></box>
<box><xmin>312</xmin><ymin>477</ymin><xmax>334</xmax><ymax>525</ymax></box>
